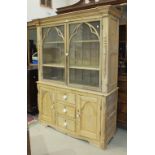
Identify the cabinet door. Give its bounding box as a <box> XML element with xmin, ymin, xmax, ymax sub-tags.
<box><xmin>42</xmin><ymin>25</ymin><xmax>65</xmax><ymax>82</ymax></box>
<box><xmin>77</xmin><ymin>95</ymin><xmax>101</xmax><ymax>140</ymax></box>
<box><xmin>68</xmin><ymin>21</ymin><xmax>101</xmax><ymax>89</ymax></box>
<box><xmin>38</xmin><ymin>87</ymin><xmax>55</xmax><ymax>125</ymax></box>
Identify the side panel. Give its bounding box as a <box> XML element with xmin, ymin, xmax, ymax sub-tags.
<box><xmin>105</xmin><ymin>90</ymin><xmax>118</xmax><ymax>144</ymax></box>
<box><xmin>102</xmin><ymin>15</ymin><xmax>119</xmax><ymax>93</ymax></box>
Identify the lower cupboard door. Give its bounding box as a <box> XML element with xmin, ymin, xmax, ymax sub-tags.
<box><xmin>39</xmin><ymin>87</ymin><xmax>55</xmax><ymax>124</ymax></box>
<box><xmin>77</xmin><ymin>95</ymin><xmax>101</xmax><ymax>140</ymax></box>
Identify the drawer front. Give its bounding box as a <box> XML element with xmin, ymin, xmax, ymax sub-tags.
<box><xmin>56</xmin><ymin>103</ymin><xmax>75</xmax><ymax>118</ymax></box>
<box><xmin>56</xmin><ymin>116</ymin><xmax>75</xmax><ymax>132</ymax></box>
<box><xmin>56</xmin><ymin>91</ymin><xmax>75</xmax><ymax>104</ymax></box>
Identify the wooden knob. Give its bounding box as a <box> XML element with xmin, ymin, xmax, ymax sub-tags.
<box><xmin>63</xmin><ymin>95</ymin><xmax>67</xmax><ymax>100</ymax></box>
<box><xmin>76</xmin><ymin>114</ymin><xmax>80</xmax><ymax>118</ymax></box>
<box><xmin>63</xmin><ymin>108</ymin><xmax>67</xmax><ymax>113</ymax></box>
<box><xmin>51</xmin><ymin>105</ymin><xmax>54</xmax><ymax>109</ymax></box>
<box><xmin>65</xmin><ymin>53</ymin><xmax>69</xmax><ymax>56</ymax></box>
<box><xmin>64</xmin><ymin>122</ymin><xmax>67</xmax><ymax>127</ymax></box>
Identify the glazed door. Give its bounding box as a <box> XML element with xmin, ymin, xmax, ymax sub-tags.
<box><xmin>77</xmin><ymin>95</ymin><xmax>101</xmax><ymax>140</ymax></box>
<box><xmin>42</xmin><ymin>25</ymin><xmax>65</xmax><ymax>82</ymax></box>
<box><xmin>68</xmin><ymin>21</ymin><xmax>101</xmax><ymax>90</ymax></box>
<box><xmin>38</xmin><ymin>87</ymin><xmax>55</xmax><ymax>125</ymax></box>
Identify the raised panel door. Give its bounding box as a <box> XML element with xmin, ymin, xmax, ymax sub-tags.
<box><xmin>77</xmin><ymin>95</ymin><xmax>101</xmax><ymax>140</ymax></box>
<box><xmin>39</xmin><ymin>87</ymin><xmax>55</xmax><ymax>125</ymax></box>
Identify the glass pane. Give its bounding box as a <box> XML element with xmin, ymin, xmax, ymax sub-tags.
<box><xmin>42</xmin><ymin>25</ymin><xmax>65</xmax><ymax>81</ymax></box>
<box><xmin>43</xmin><ymin>26</ymin><xmax>64</xmax><ymax>42</ymax></box>
<box><xmin>43</xmin><ymin>25</ymin><xmax>64</xmax><ymax>65</ymax></box>
<box><xmin>28</xmin><ymin>28</ymin><xmax>38</xmax><ymax>64</ymax></box>
<box><xmin>70</xmin><ymin>69</ymin><xmax>99</xmax><ymax>87</ymax></box>
<box><xmin>43</xmin><ymin>67</ymin><xmax>64</xmax><ymax>81</ymax></box>
<box><xmin>69</xmin><ymin>42</ymin><xmax>99</xmax><ymax>67</ymax></box>
<box><xmin>69</xmin><ymin>21</ymin><xmax>100</xmax><ymax>87</ymax></box>
<box><xmin>69</xmin><ymin>21</ymin><xmax>100</xmax><ymax>41</ymax></box>
<box><xmin>43</xmin><ymin>43</ymin><xmax>64</xmax><ymax>65</ymax></box>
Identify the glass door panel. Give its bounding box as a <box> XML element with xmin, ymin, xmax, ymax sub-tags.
<box><xmin>43</xmin><ymin>67</ymin><xmax>64</xmax><ymax>81</ymax></box>
<box><xmin>70</xmin><ymin>69</ymin><xmax>99</xmax><ymax>87</ymax></box>
<box><xmin>69</xmin><ymin>21</ymin><xmax>100</xmax><ymax>87</ymax></box>
<box><xmin>42</xmin><ymin>25</ymin><xmax>65</xmax><ymax>81</ymax></box>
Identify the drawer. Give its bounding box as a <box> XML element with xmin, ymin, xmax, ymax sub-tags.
<box><xmin>56</xmin><ymin>115</ymin><xmax>75</xmax><ymax>132</ymax></box>
<box><xmin>56</xmin><ymin>103</ymin><xmax>75</xmax><ymax>118</ymax></box>
<box><xmin>56</xmin><ymin>91</ymin><xmax>75</xmax><ymax>104</ymax></box>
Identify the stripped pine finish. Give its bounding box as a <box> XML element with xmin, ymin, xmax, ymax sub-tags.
<box><xmin>28</xmin><ymin>5</ymin><xmax>121</xmax><ymax>149</ymax></box>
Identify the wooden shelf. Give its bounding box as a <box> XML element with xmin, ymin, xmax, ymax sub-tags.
<box><xmin>44</xmin><ymin>41</ymin><xmax>64</xmax><ymax>44</ymax></box>
<box><xmin>72</xmin><ymin>40</ymin><xmax>99</xmax><ymax>43</ymax></box>
<box><xmin>43</xmin><ymin>63</ymin><xmax>65</xmax><ymax>68</ymax></box>
<box><xmin>69</xmin><ymin>66</ymin><xmax>99</xmax><ymax>71</ymax></box>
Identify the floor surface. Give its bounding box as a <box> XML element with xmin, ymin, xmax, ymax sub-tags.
<box><xmin>29</xmin><ymin>122</ymin><xmax>127</xmax><ymax>155</ymax></box>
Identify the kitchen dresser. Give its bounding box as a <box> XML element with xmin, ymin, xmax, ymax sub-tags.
<box><xmin>36</xmin><ymin>5</ymin><xmax>121</xmax><ymax>149</ymax></box>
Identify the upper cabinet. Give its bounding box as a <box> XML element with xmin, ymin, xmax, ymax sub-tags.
<box><xmin>38</xmin><ymin>6</ymin><xmax>121</xmax><ymax>93</ymax></box>
<box><xmin>41</xmin><ymin>21</ymin><xmax>101</xmax><ymax>89</ymax></box>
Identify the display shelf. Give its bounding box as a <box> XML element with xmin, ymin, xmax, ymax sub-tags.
<box><xmin>44</xmin><ymin>41</ymin><xmax>64</xmax><ymax>44</ymax></box>
<box><xmin>69</xmin><ymin>68</ymin><xmax>99</xmax><ymax>87</ymax></box>
<box><xmin>43</xmin><ymin>67</ymin><xmax>65</xmax><ymax>81</ymax></box>
<box><xmin>69</xmin><ymin>66</ymin><xmax>99</xmax><ymax>71</ymax></box>
<box><xmin>43</xmin><ymin>63</ymin><xmax>65</xmax><ymax>68</ymax></box>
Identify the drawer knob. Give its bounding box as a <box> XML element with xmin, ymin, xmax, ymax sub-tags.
<box><xmin>76</xmin><ymin>110</ymin><xmax>80</xmax><ymax>118</ymax></box>
<box><xmin>63</xmin><ymin>108</ymin><xmax>67</xmax><ymax>113</ymax></box>
<box><xmin>51</xmin><ymin>105</ymin><xmax>54</xmax><ymax>109</ymax></box>
<box><xmin>63</xmin><ymin>95</ymin><xmax>67</xmax><ymax>100</ymax></box>
<box><xmin>64</xmin><ymin>122</ymin><xmax>67</xmax><ymax>127</ymax></box>
<box><xmin>76</xmin><ymin>114</ymin><xmax>80</xmax><ymax>118</ymax></box>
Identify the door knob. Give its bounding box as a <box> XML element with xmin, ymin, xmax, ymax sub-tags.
<box><xmin>64</xmin><ymin>122</ymin><xmax>67</xmax><ymax>127</ymax></box>
<box><xmin>65</xmin><ymin>53</ymin><xmax>69</xmax><ymax>56</ymax></box>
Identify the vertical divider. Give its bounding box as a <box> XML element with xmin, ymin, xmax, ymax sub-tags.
<box><xmin>99</xmin><ymin>18</ymin><xmax>103</xmax><ymax>91</ymax></box>
<box><xmin>37</xmin><ymin>26</ymin><xmax>42</xmax><ymax>81</ymax></box>
<box><xmin>64</xmin><ymin>22</ymin><xmax>67</xmax><ymax>85</ymax></box>
<box><xmin>65</xmin><ymin>22</ymin><xmax>69</xmax><ymax>86</ymax></box>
